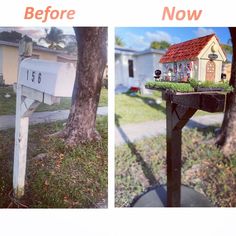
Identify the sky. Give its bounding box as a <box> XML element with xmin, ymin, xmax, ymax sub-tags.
<box><xmin>0</xmin><ymin>27</ymin><xmax>74</xmax><ymax>45</ymax></box>
<box><xmin>115</xmin><ymin>27</ymin><xmax>231</xmax><ymax>50</ymax></box>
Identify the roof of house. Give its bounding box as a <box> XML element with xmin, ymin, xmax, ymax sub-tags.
<box><xmin>0</xmin><ymin>40</ymin><xmax>63</xmax><ymax>54</ymax></box>
<box><xmin>160</xmin><ymin>34</ymin><xmax>218</xmax><ymax>63</ymax></box>
<box><xmin>57</xmin><ymin>54</ymin><xmax>77</xmax><ymax>61</ymax></box>
<box><xmin>115</xmin><ymin>47</ymin><xmax>138</xmax><ymax>54</ymax></box>
<box><xmin>136</xmin><ymin>48</ymin><xmax>166</xmax><ymax>56</ymax></box>
<box><xmin>0</xmin><ymin>40</ymin><xmax>77</xmax><ymax>60</ymax></box>
<box><xmin>115</xmin><ymin>47</ymin><xmax>166</xmax><ymax>56</ymax></box>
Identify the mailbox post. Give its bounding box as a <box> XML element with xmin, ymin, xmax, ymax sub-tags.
<box><xmin>132</xmin><ymin>90</ymin><xmax>226</xmax><ymax>207</ymax></box>
<box><xmin>13</xmin><ymin>37</ymin><xmax>35</xmax><ymax>198</ymax></box>
<box><xmin>13</xmin><ymin>39</ymin><xmax>75</xmax><ymax>198</ymax></box>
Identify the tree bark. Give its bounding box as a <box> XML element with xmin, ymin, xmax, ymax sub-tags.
<box><xmin>216</xmin><ymin>27</ymin><xmax>236</xmax><ymax>155</ymax></box>
<box><xmin>61</xmin><ymin>27</ymin><xmax>107</xmax><ymax>146</ymax></box>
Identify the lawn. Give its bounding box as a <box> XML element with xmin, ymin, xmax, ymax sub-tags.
<box><xmin>0</xmin><ymin>86</ymin><xmax>108</xmax><ymax>115</ymax></box>
<box><xmin>115</xmin><ymin>91</ymin><xmax>214</xmax><ymax>125</ymax></box>
<box><xmin>0</xmin><ymin>116</ymin><xmax>107</xmax><ymax>208</ymax></box>
<box><xmin>115</xmin><ymin>126</ymin><xmax>236</xmax><ymax>207</ymax></box>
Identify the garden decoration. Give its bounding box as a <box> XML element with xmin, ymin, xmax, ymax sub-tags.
<box><xmin>13</xmin><ymin>37</ymin><xmax>75</xmax><ymax>198</ymax></box>
<box><xmin>159</xmin><ymin>34</ymin><xmax>226</xmax><ymax>83</ymax></box>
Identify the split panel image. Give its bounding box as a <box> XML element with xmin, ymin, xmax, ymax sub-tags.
<box><xmin>115</xmin><ymin>27</ymin><xmax>236</xmax><ymax>207</ymax></box>
<box><xmin>0</xmin><ymin>27</ymin><xmax>108</xmax><ymax>208</ymax></box>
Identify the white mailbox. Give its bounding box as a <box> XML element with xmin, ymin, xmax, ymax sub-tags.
<box><xmin>19</xmin><ymin>58</ymin><xmax>76</xmax><ymax>97</ymax></box>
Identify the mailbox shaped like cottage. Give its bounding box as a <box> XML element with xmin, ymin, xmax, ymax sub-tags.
<box><xmin>160</xmin><ymin>34</ymin><xmax>226</xmax><ymax>82</ymax></box>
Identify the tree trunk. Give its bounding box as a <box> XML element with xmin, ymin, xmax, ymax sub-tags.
<box><xmin>61</xmin><ymin>27</ymin><xmax>107</xmax><ymax>146</ymax></box>
<box><xmin>216</xmin><ymin>27</ymin><xmax>236</xmax><ymax>155</ymax></box>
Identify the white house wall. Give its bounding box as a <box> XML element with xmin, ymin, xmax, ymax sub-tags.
<box><xmin>115</xmin><ymin>50</ymin><xmax>165</xmax><ymax>88</ymax></box>
<box><xmin>136</xmin><ymin>53</ymin><xmax>164</xmax><ymax>82</ymax></box>
<box><xmin>136</xmin><ymin>54</ymin><xmax>153</xmax><ymax>80</ymax></box>
<box><xmin>0</xmin><ymin>47</ymin><xmax>3</xmax><ymax>76</ymax></box>
<box><xmin>115</xmin><ymin>53</ymin><xmax>139</xmax><ymax>87</ymax></box>
<box><xmin>115</xmin><ymin>54</ymin><xmax>123</xmax><ymax>86</ymax></box>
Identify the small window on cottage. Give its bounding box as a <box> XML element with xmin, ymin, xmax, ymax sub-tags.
<box><xmin>128</xmin><ymin>59</ymin><xmax>134</xmax><ymax>78</ymax></box>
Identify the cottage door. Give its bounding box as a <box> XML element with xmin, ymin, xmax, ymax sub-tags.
<box><xmin>206</xmin><ymin>61</ymin><xmax>215</xmax><ymax>81</ymax></box>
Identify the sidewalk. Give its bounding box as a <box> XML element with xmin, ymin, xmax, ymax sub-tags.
<box><xmin>0</xmin><ymin>107</ymin><xmax>108</xmax><ymax>130</ymax></box>
<box><xmin>115</xmin><ymin>113</ymin><xmax>224</xmax><ymax>146</ymax></box>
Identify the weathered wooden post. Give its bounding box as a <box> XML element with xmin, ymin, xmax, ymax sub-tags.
<box><xmin>13</xmin><ymin>36</ymin><xmax>36</xmax><ymax>198</ymax></box>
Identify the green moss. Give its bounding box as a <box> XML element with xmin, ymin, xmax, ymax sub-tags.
<box><xmin>146</xmin><ymin>80</ymin><xmax>233</xmax><ymax>93</ymax></box>
<box><xmin>145</xmin><ymin>81</ymin><xmax>194</xmax><ymax>93</ymax></box>
<box><xmin>197</xmin><ymin>81</ymin><xmax>233</xmax><ymax>91</ymax></box>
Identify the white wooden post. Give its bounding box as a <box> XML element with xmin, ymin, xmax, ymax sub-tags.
<box><xmin>13</xmin><ymin>37</ymin><xmax>37</xmax><ymax>198</ymax></box>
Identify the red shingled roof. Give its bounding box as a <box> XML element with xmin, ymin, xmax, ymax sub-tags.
<box><xmin>160</xmin><ymin>34</ymin><xmax>216</xmax><ymax>63</ymax></box>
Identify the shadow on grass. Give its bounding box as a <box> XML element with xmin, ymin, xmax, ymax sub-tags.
<box><xmin>186</xmin><ymin>120</ymin><xmax>219</xmax><ymax>137</ymax></box>
<box><xmin>115</xmin><ymin>114</ymin><xmax>157</xmax><ymax>186</ymax></box>
<box><xmin>126</xmin><ymin>92</ymin><xmax>166</xmax><ymax>115</ymax></box>
<box><xmin>116</xmin><ymin>114</ymin><xmax>167</xmax><ymax>206</ymax></box>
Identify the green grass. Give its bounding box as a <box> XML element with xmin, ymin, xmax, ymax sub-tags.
<box><xmin>115</xmin><ymin>91</ymin><xmax>214</xmax><ymax>125</ymax></box>
<box><xmin>115</xmin><ymin>91</ymin><xmax>166</xmax><ymax>125</ymax></box>
<box><xmin>0</xmin><ymin>86</ymin><xmax>108</xmax><ymax>115</ymax></box>
<box><xmin>0</xmin><ymin>116</ymin><xmax>107</xmax><ymax>208</ymax></box>
<box><xmin>115</xmin><ymin>126</ymin><xmax>236</xmax><ymax>207</ymax></box>
<box><xmin>0</xmin><ymin>87</ymin><xmax>16</xmax><ymax>115</ymax></box>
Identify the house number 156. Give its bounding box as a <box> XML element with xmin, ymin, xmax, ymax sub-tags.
<box><xmin>26</xmin><ymin>70</ymin><xmax>42</xmax><ymax>84</ymax></box>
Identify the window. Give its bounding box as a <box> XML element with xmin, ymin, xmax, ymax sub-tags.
<box><xmin>128</xmin><ymin>59</ymin><xmax>134</xmax><ymax>78</ymax></box>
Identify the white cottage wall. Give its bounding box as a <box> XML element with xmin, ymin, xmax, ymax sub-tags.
<box><xmin>198</xmin><ymin>59</ymin><xmax>222</xmax><ymax>82</ymax></box>
<box><xmin>193</xmin><ymin>60</ymin><xmax>199</xmax><ymax>81</ymax></box>
<box><xmin>197</xmin><ymin>36</ymin><xmax>226</xmax><ymax>82</ymax></box>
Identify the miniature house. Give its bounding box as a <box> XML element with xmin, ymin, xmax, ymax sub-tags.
<box><xmin>160</xmin><ymin>34</ymin><xmax>226</xmax><ymax>82</ymax></box>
